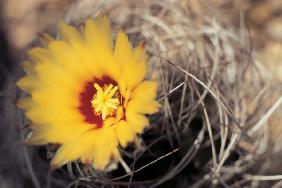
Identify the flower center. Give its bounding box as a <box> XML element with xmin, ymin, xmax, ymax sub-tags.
<box><xmin>91</xmin><ymin>83</ymin><xmax>120</xmax><ymax>120</ymax></box>
<box><xmin>79</xmin><ymin>76</ymin><xmax>119</xmax><ymax>127</ymax></box>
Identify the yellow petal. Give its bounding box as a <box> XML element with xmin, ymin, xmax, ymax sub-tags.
<box><xmin>114</xmin><ymin>31</ymin><xmax>132</xmax><ymax>68</ymax></box>
<box><xmin>92</xmin><ymin>126</ymin><xmax>118</xmax><ymax>169</ymax></box>
<box><xmin>119</xmin><ymin>59</ymin><xmax>147</xmax><ymax>95</ymax></box>
<box><xmin>17</xmin><ymin>76</ymin><xmax>40</xmax><ymax>92</ymax></box>
<box><xmin>17</xmin><ymin>98</ymin><xmax>34</xmax><ymax>109</ymax></box>
<box><xmin>131</xmin><ymin>81</ymin><xmax>159</xmax><ymax>102</ymax></box>
<box><xmin>28</xmin><ymin>47</ymin><xmax>51</xmax><ymax>63</ymax></box>
<box><xmin>57</xmin><ymin>23</ymin><xmax>105</xmax><ymax>80</ymax></box>
<box><xmin>143</xmin><ymin>101</ymin><xmax>161</xmax><ymax>114</ymax></box>
<box><xmin>97</xmin><ymin>15</ymin><xmax>113</xmax><ymax>48</ymax></box>
<box><xmin>126</xmin><ymin>81</ymin><xmax>160</xmax><ymax>115</ymax></box>
<box><xmin>132</xmin><ymin>41</ymin><xmax>147</xmax><ymax>63</ymax></box>
<box><xmin>84</xmin><ymin>17</ymin><xmax>121</xmax><ymax>80</ymax></box>
<box><xmin>84</xmin><ymin>17</ymin><xmax>113</xmax><ymax>52</ymax></box>
<box><xmin>25</xmin><ymin>126</ymin><xmax>51</xmax><ymax>145</ymax></box>
<box><xmin>34</xmin><ymin>61</ymin><xmax>81</xmax><ymax>91</ymax></box>
<box><xmin>26</xmin><ymin>123</ymin><xmax>91</xmax><ymax>145</ymax></box>
<box><xmin>114</xmin><ymin>120</ymin><xmax>136</xmax><ymax>148</ymax></box>
<box><xmin>51</xmin><ymin>130</ymin><xmax>96</xmax><ymax>168</ymax></box>
<box><xmin>25</xmin><ymin>111</ymin><xmax>91</xmax><ymax>143</ymax></box>
<box><xmin>127</xmin><ymin>99</ymin><xmax>160</xmax><ymax>115</ymax></box>
<box><xmin>48</xmin><ymin>41</ymin><xmax>91</xmax><ymax>83</ymax></box>
<box><xmin>80</xmin><ymin>149</ymin><xmax>94</xmax><ymax>164</ymax></box>
<box><xmin>126</xmin><ymin>112</ymin><xmax>149</xmax><ymax>133</ymax></box>
<box><xmin>114</xmin><ymin>32</ymin><xmax>148</xmax><ymax>95</ymax></box>
<box><xmin>25</xmin><ymin>105</ymin><xmax>84</xmax><ymax>129</ymax></box>
<box><xmin>58</xmin><ymin>21</ymin><xmax>84</xmax><ymax>45</ymax></box>
<box><xmin>38</xmin><ymin>33</ymin><xmax>55</xmax><ymax>46</ymax></box>
<box><xmin>21</xmin><ymin>61</ymin><xmax>36</xmax><ymax>75</ymax></box>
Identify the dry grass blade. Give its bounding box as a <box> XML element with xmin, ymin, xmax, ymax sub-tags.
<box><xmin>245</xmin><ymin>174</ymin><xmax>282</xmax><ymax>181</ymax></box>
<box><xmin>248</xmin><ymin>96</ymin><xmax>282</xmax><ymax>135</ymax></box>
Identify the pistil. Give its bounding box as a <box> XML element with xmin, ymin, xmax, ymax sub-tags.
<box><xmin>91</xmin><ymin>83</ymin><xmax>120</xmax><ymax>120</ymax></box>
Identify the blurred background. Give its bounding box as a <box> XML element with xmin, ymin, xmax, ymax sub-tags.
<box><xmin>1</xmin><ymin>0</ymin><xmax>282</xmax><ymax>78</ymax></box>
<box><xmin>0</xmin><ymin>0</ymin><xmax>281</xmax><ymax>188</ymax></box>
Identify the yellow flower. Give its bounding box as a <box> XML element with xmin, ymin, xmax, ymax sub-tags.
<box><xmin>17</xmin><ymin>16</ymin><xmax>160</xmax><ymax>170</ymax></box>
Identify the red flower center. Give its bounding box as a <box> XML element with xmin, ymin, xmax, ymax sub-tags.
<box><xmin>78</xmin><ymin>76</ymin><xmax>120</xmax><ymax>128</ymax></box>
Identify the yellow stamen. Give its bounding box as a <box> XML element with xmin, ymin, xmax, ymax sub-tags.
<box><xmin>91</xmin><ymin>83</ymin><xmax>120</xmax><ymax>120</ymax></box>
